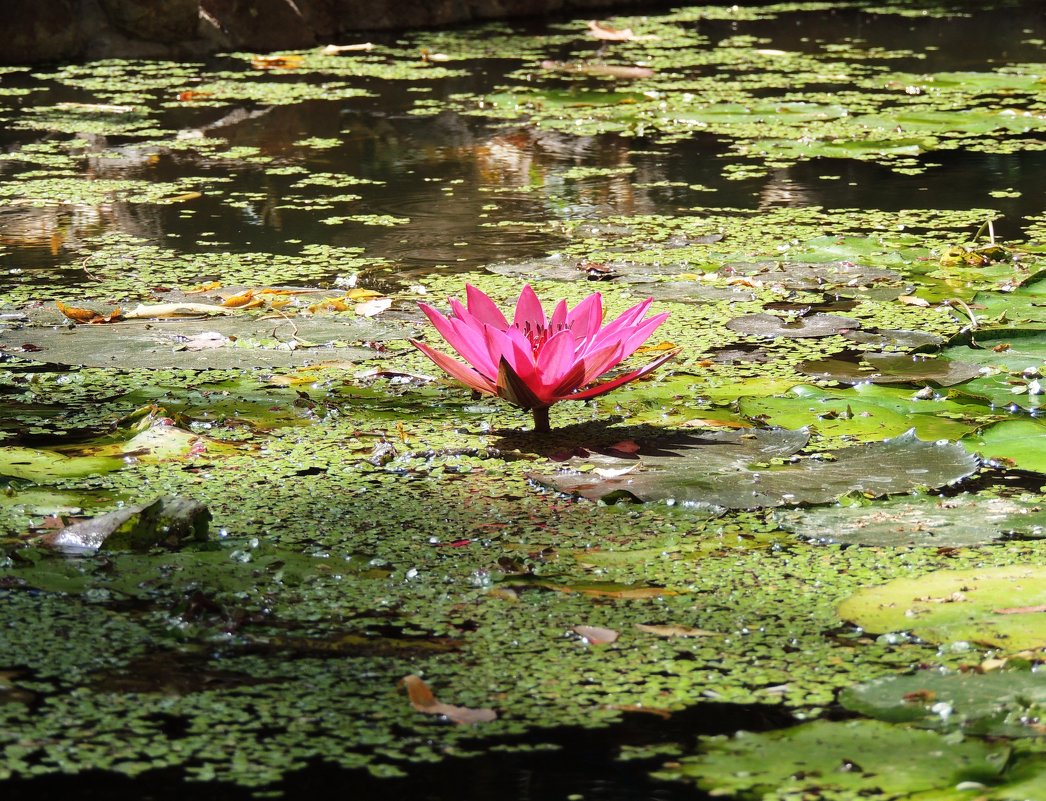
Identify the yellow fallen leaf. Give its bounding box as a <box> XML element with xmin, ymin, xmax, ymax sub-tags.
<box><xmin>220</xmin><ymin>289</ymin><xmax>256</xmax><ymax>308</ymax></box>
<box><xmin>187</xmin><ymin>281</ymin><xmax>222</xmax><ymax>294</ymax></box>
<box><xmin>165</xmin><ymin>192</ymin><xmax>202</xmax><ymax>203</ymax></box>
<box><xmin>251</xmin><ymin>54</ymin><xmax>303</xmax><ymax>70</ymax></box>
<box><xmin>56</xmin><ymin>300</ymin><xmax>114</xmax><ymax>324</ymax></box>
<box><xmin>344</xmin><ymin>288</ymin><xmax>384</xmax><ymax>300</ymax></box>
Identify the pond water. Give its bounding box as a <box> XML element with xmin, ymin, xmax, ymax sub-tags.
<box><xmin>1</xmin><ymin>2</ymin><xmax>1045</xmax><ymax>800</ymax></box>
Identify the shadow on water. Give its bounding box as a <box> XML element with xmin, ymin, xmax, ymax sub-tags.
<box><xmin>3</xmin><ymin>702</ymin><xmax>794</xmax><ymax>801</ymax></box>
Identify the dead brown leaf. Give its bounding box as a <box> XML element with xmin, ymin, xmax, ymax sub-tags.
<box><xmin>572</xmin><ymin>625</ymin><xmax>619</xmax><ymax>644</ymax></box>
<box><xmin>993</xmin><ymin>604</ymin><xmax>1046</xmax><ymax>615</ymax></box>
<box><xmin>540</xmin><ymin>60</ymin><xmax>654</xmax><ymax>80</ymax></box>
<box><xmin>899</xmin><ymin>295</ymin><xmax>931</xmax><ymax>307</ymax></box>
<box><xmin>585</xmin><ymin>20</ymin><xmax>656</xmax><ymax>42</ymax></box>
<box><xmin>401</xmin><ymin>674</ymin><xmax>497</xmax><ymax>725</ymax></box>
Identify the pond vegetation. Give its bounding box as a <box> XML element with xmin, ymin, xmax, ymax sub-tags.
<box><xmin>0</xmin><ymin>2</ymin><xmax>1044</xmax><ymax>799</ymax></box>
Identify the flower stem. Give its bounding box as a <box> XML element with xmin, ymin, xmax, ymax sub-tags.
<box><xmin>532</xmin><ymin>406</ymin><xmax>551</xmax><ymax>433</ymax></box>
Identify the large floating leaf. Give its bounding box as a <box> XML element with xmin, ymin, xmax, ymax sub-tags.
<box><xmin>2</xmin><ymin>316</ymin><xmax>400</xmax><ymax>369</ymax></box>
<box><xmin>534</xmin><ymin>431</ymin><xmax>977</xmax><ymax>509</ymax></box>
<box><xmin>777</xmin><ymin>493</ymin><xmax>1046</xmax><ymax>547</ymax></box>
<box><xmin>663</xmin><ymin>719</ymin><xmax>1009</xmax><ymax>799</ymax></box>
<box><xmin>717</xmin><ymin>258</ymin><xmax>902</xmax><ymax>290</ymax></box>
<box><xmin>963</xmin><ymin>419</ymin><xmax>1046</xmax><ymax>472</ymax></box>
<box><xmin>841</xmin><ymin>671</ymin><xmax>1046</xmax><ymax>738</ymax></box>
<box><xmin>800</xmin><ymin>352</ymin><xmax>984</xmax><ymax>386</ymax></box>
<box><xmin>740</xmin><ymin>384</ymin><xmax>981</xmax><ymax>442</ymax></box>
<box><xmin>0</xmin><ymin>447</ymin><xmax>125</xmax><ymax>483</ymax></box>
<box><xmin>726</xmin><ymin>312</ymin><xmax>860</xmax><ymax>338</ymax></box>
<box><xmin>838</xmin><ymin>565</ymin><xmax>1046</xmax><ymax>650</ymax></box>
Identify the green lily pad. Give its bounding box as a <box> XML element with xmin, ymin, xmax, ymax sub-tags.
<box><xmin>841</xmin><ymin>670</ymin><xmax>1046</xmax><ymax>738</ymax></box>
<box><xmin>662</xmin><ymin>719</ymin><xmax>1009</xmax><ymax>799</ymax></box>
<box><xmin>740</xmin><ymin>384</ymin><xmax>981</xmax><ymax>442</ymax></box>
<box><xmin>0</xmin><ymin>447</ymin><xmax>125</xmax><ymax>483</ymax></box>
<box><xmin>726</xmin><ymin>312</ymin><xmax>861</xmax><ymax>338</ymax></box>
<box><xmin>962</xmin><ymin>419</ymin><xmax>1046</xmax><ymax>472</ymax></box>
<box><xmin>838</xmin><ymin>565</ymin><xmax>1046</xmax><ymax>650</ymax></box>
<box><xmin>776</xmin><ymin>493</ymin><xmax>1046</xmax><ymax>547</ymax></box>
<box><xmin>534</xmin><ymin>431</ymin><xmax>977</xmax><ymax>509</ymax></box>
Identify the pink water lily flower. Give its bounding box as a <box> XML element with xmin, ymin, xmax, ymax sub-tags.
<box><xmin>410</xmin><ymin>284</ymin><xmax>676</xmax><ymax>432</ymax></box>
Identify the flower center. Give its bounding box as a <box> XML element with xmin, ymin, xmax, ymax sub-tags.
<box><xmin>519</xmin><ymin>321</ymin><xmax>569</xmax><ymax>353</ymax></box>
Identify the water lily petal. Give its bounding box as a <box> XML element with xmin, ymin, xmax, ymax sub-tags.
<box><xmin>448</xmin><ymin>316</ymin><xmax>499</xmax><ymax>378</ymax></box>
<box><xmin>567</xmin><ymin>292</ymin><xmax>603</xmax><ymax>340</ymax></box>
<box><xmin>513</xmin><ymin>284</ymin><xmax>546</xmax><ymax>329</ymax></box>
<box><xmin>465</xmin><ymin>284</ymin><xmax>509</xmax><ymax>328</ymax></box>
<box><xmin>535</xmin><ymin>328</ymin><xmax>579</xmax><ymax>389</ymax></box>
<box><xmin>410</xmin><ymin>339</ymin><xmax>497</xmax><ymax>395</ymax></box>
<box><xmin>549</xmin><ymin>299</ymin><xmax>568</xmax><ymax>332</ymax></box>
<box><xmin>567</xmin><ymin>349</ymin><xmax>679</xmax><ymax>401</ymax></box>
<box><xmin>420</xmin><ymin>303</ymin><xmax>497</xmax><ymax>378</ymax></box>
<box><xmin>579</xmin><ymin>341</ymin><xmax>626</xmax><ymax>385</ymax></box>
<box><xmin>617</xmin><ymin>312</ymin><xmax>670</xmax><ymax>360</ymax></box>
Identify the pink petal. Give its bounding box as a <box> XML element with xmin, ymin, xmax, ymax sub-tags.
<box><xmin>513</xmin><ymin>284</ymin><xmax>546</xmax><ymax>329</ymax></box>
<box><xmin>410</xmin><ymin>340</ymin><xmax>497</xmax><ymax>395</ymax></box>
<box><xmin>535</xmin><ymin>328</ymin><xmax>578</xmax><ymax>389</ymax></box>
<box><xmin>616</xmin><ymin>312</ymin><xmax>670</xmax><ymax>361</ymax></box>
<box><xmin>449</xmin><ymin>298</ymin><xmax>484</xmax><ymax>334</ymax></box>
<box><xmin>579</xmin><ymin>341</ymin><xmax>626</xmax><ymax>385</ymax></box>
<box><xmin>549</xmin><ymin>299</ymin><xmax>568</xmax><ymax>332</ymax></box>
<box><xmin>564</xmin><ymin>349</ymin><xmax>678</xmax><ymax>401</ymax></box>
<box><xmin>419</xmin><ymin>303</ymin><xmax>497</xmax><ymax>378</ymax></box>
<box><xmin>465</xmin><ymin>285</ymin><xmax>509</xmax><ymax>329</ymax></box>
<box><xmin>549</xmin><ymin>357</ymin><xmax>590</xmax><ymax>397</ymax></box>
<box><xmin>566</xmin><ymin>293</ymin><xmax>603</xmax><ymax>339</ymax></box>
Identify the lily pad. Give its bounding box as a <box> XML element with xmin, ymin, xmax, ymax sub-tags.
<box><xmin>718</xmin><ymin>259</ymin><xmax>902</xmax><ymax>290</ymax></box>
<box><xmin>777</xmin><ymin>493</ymin><xmax>1046</xmax><ymax>547</ymax></box>
<box><xmin>739</xmin><ymin>384</ymin><xmax>981</xmax><ymax>442</ymax></box>
<box><xmin>726</xmin><ymin>312</ymin><xmax>861</xmax><ymax>338</ymax></box>
<box><xmin>963</xmin><ymin>419</ymin><xmax>1046</xmax><ymax>473</ymax></box>
<box><xmin>2</xmin><ymin>315</ymin><xmax>401</xmax><ymax>370</ymax></box>
<box><xmin>632</xmin><ymin>281</ymin><xmax>756</xmax><ymax>304</ymax></box>
<box><xmin>838</xmin><ymin>565</ymin><xmax>1046</xmax><ymax>650</ymax></box>
<box><xmin>534</xmin><ymin>431</ymin><xmax>977</xmax><ymax>509</ymax></box>
<box><xmin>841</xmin><ymin>671</ymin><xmax>1046</xmax><ymax>738</ymax></box>
<box><xmin>663</xmin><ymin>719</ymin><xmax>1009</xmax><ymax>799</ymax></box>
<box><xmin>842</xmin><ymin>328</ymin><xmax>945</xmax><ymax>350</ymax></box>
<box><xmin>800</xmin><ymin>353</ymin><xmax>984</xmax><ymax>386</ymax></box>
